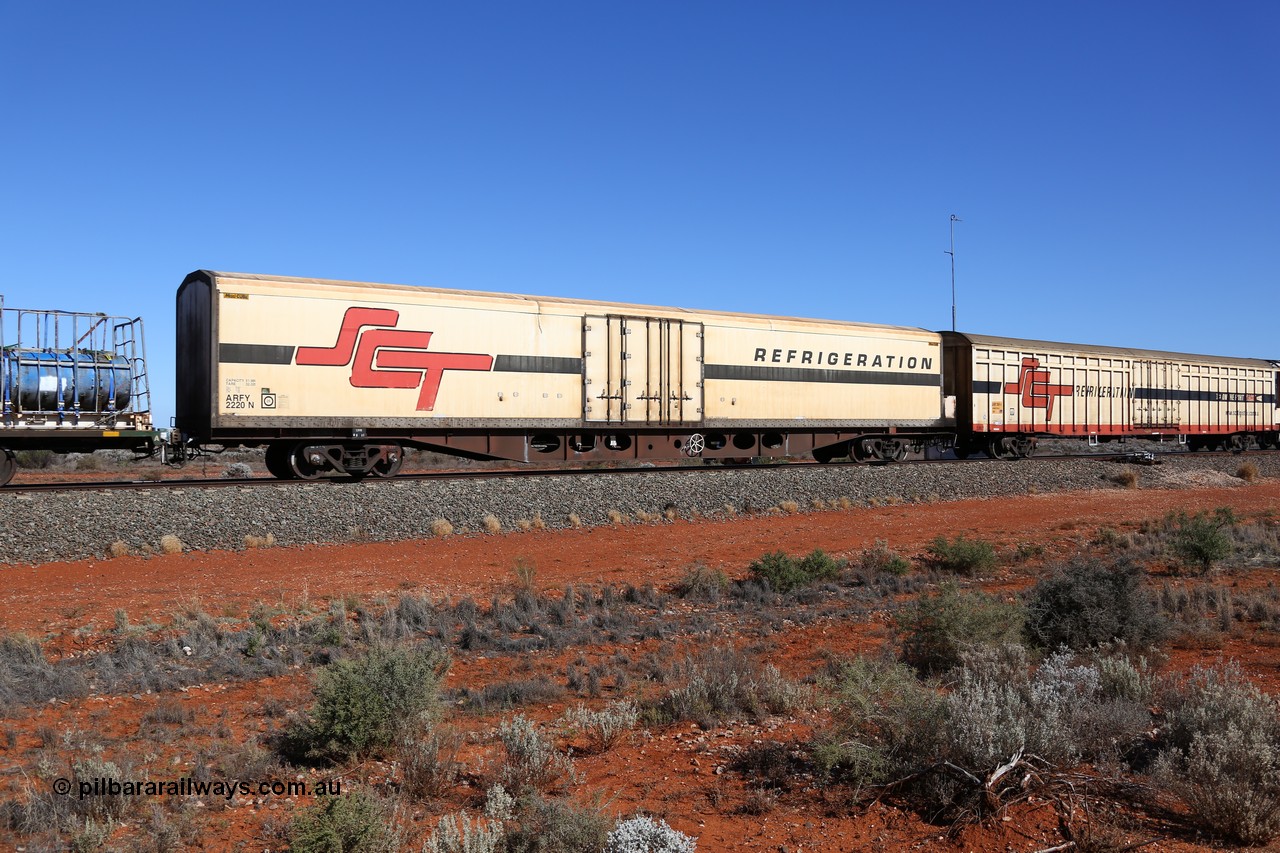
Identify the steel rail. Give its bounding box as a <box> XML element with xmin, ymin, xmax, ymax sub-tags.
<box><xmin>1</xmin><ymin>447</ymin><xmax>1262</xmax><ymax>495</ymax></box>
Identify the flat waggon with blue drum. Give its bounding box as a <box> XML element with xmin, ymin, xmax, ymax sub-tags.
<box><xmin>0</xmin><ymin>296</ymin><xmax>156</xmax><ymax>485</ymax></box>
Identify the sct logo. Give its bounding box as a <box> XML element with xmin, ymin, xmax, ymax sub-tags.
<box><xmin>1004</xmin><ymin>357</ymin><xmax>1072</xmax><ymax>418</ymax></box>
<box><xmin>295</xmin><ymin>307</ymin><xmax>494</xmax><ymax>411</ymax></box>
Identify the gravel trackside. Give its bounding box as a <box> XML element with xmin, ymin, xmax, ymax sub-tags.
<box><xmin>1</xmin><ymin>454</ymin><xmax>1276</xmax><ymax>565</ymax></box>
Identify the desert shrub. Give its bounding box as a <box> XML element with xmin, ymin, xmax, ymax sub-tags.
<box><xmin>648</xmin><ymin>647</ymin><xmax>804</xmax><ymax>727</ymax></box>
<box><xmin>400</xmin><ymin>730</ymin><xmax>463</xmax><ymax>801</ymax></box>
<box><xmin>834</xmin><ymin>649</ymin><xmax>1152</xmax><ymax>818</ymax></box>
<box><xmin>1093</xmin><ymin>649</ymin><xmax>1156</xmax><ymax>704</ymax></box>
<box><xmin>1112</xmin><ymin>469</ymin><xmax>1139</xmax><ymax>489</ymax></box>
<box><xmin>158</xmin><ymin>534</ymin><xmax>183</xmax><ymax>555</ymax></box>
<box><xmin>424</xmin><ymin>810</ymin><xmax>504</xmax><ymax>853</ymax></box>
<box><xmin>69</xmin><ymin>818</ymin><xmax>112</xmax><ymax>852</ymax></box>
<box><xmin>1024</xmin><ymin>557</ymin><xmax>1167</xmax><ymax>650</ymax></box>
<box><xmin>1169</xmin><ymin>509</ymin><xmax>1235</xmax><ymax>574</ymax></box>
<box><xmin>71</xmin><ymin>756</ymin><xmax>131</xmax><ymax>822</ymax></box>
<box><xmin>430</xmin><ymin>519</ymin><xmax>454</xmax><ymax>538</ymax></box>
<box><xmin>223</xmin><ymin>461</ymin><xmax>253</xmax><ymax>479</ymax></box>
<box><xmin>923</xmin><ymin>536</ymin><xmax>998</xmax><ymax>575</ymax></box>
<box><xmin>674</xmin><ymin>563</ymin><xmax>729</xmax><ymax>601</ymax></box>
<box><xmin>289</xmin><ymin>786</ymin><xmax>397</xmax><ymax>853</ymax></box>
<box><xmin>1157</xmin><ymin>583</ymin><xmax>1237</xmax><ymax>642</ymax></box>
<box><xmin>811</xmin><ymin>655</ymin><xmax>943</xmax><ymax>795</ymax></box>
<box><xmin>423</xmin><ymin>784</ymin><xmax>514</xmax><ymax>853</ymax></box>
<box><xmin>1237</xmin><ymin>461</ymin><xmax>1259</xmax><ymax>483</ymax></box>
<box><xmin>1012</xmin><ymin>541</ymin><xmax>1048</xmax><ymax>562</ymax></box>
<box><xmin>747</xmin><ymin>549</ymin><xmax>841</xmax><ymax>594</ymax></box>
<box><xmin>496</xmin><ymin>714</ymin><xmax>575</xmax><ymax>795</ymax></box>
<box><xmin>482</xmin><ymin>514</ymin><xmax>502</xmax><ymax>534</ymax></box>
<box><xmin>502</xmin><ymin>795</ymin><xmax>611</xmax><ymax>853</ymax></box>
<box><xmin>0</xmin><ymin>633</ymin><xmax>87</xmax><ymax>710</ymax></box>
<box><xmin>944</xmin><ymin>649</ymin><xmax>1148</xmax><ymax>770</ymax></box>
<box><xmin>287</xmin><ymin>644</ymin><xmax>450</xmax><ymax>761</ymax></box>
<box><xmin>729</xmin><ymin>741</ymin><xmax>795</xmax><ymax>790</ymax></box>
<box><xmin>604</xmin><ymin>815</ymin><xmax>697</xmax><ymax>853</ymax></box>
<box><xmin>460</xmin><ymin>678</ymin><xmax>564</xmax><ymax>711</ymax></box>
<box><xmin>14</xmin><ymin>449</ymin><xmax>54</xmax><ymax>469</ymax></box>
<box><xmin>74</xmin><ymin>453</ymin><xmax>102</xmax><ymax>471</ymax></box>
<box><xmin>896</xmin><ymin>583</ymin><xmax>1024</xmax><ymax>674</ymax></box>
<box><xmin>561</xmin><ymin>701</ymin><xmax>638</xmax><ymax>754</ymax></box>
<box><xmin>1157</xmin><ymin>662</ymin><xmax>1280</xmax><ymax>845</ymax></box>
<box><xmin>858</xmin><ymin>540</ymin><xmax>912</xmax><ymax>575</ymax></box>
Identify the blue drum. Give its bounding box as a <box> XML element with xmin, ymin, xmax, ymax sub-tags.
<box><xmin>2</xmin><ymin>349</ymin><xmax>134</xmax><ymax>414</ymax></box>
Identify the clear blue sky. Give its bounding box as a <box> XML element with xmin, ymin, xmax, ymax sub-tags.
<box><xmin>2</xmin><ymin>2</ymin><xmax>1277</xmax><ymax>424</ymax></box>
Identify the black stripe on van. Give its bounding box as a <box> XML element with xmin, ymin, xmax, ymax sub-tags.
<box><xmin>706</xmin><ymin>364</ymin><xmax>940</xmax><ymax>386</ymax></box>
<box><xmin>219</xmin><ymin>344</ymin><xmax>296</xmax><ymax>364</ymax></box>
<box><xmin>492</xmin><ymin>355</ymin><xmax>582</xmax><ymax>374</ymax></box>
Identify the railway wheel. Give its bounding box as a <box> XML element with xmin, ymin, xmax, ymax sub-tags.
<box><xmin>987</xmin><ymin>438</ymin><xmax>1018</xmax><ymax>460</ymax></box>
<box><xmin>265</xmin><ymin>442</ymin><xmax>296</xmax><ymax>480</ymax></box>
<box><xmin>289</xmin><ymin>444</ymin><xmax>326</xmax><ymax>480</ymax></box>
<box><xmin>850</xmin><ymin>439</ymin><xmax>873</xmax><ymax>463</ymax></box>
<box><xmin>0</xmin><ymin>449</ymin><xmax>15</xmax><ymax>487</ymax></box>
<box><xmin>371</xmin><ymin>444</ymin><xmax>405</xmax><ymax>478</ymax></box>
<box><xmin>880</xmin><ymin>441</ymin><xmax>909</xmax><ymax>463</ymax></box>
<box><xmin>1260</xmin><ymin>433</ymin><xmax>1279</xmax><ymax>450</ymax></box>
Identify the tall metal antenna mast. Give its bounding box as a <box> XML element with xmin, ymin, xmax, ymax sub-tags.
<box><xmin>945</xmin><ymin>214</ymin><xmax>962</xmax><ymax>331</ymax></box>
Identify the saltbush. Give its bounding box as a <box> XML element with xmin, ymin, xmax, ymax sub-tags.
<box><xmin>497</xmin><ymin>714</ymin><xmax>575</xmax><ymax>795</ymax></box>
<box><xmin>289</xmin><ymin>787</ymin><xmax>396</xmax><ymax>853</ymax></box>
<box><xmin>424</xmin><ymin>811</ymin><xmax>504</xmax><ymax>853</ymax></box>
<box><xmin>815</xmin><ymin>648</ymin><xmax>1152</xmax><ymax>818</ymax></box>
<box><xmin>14</xmin><ymin>449</ymin><xmax>54</xmax><ymax>469</ymax></box>
<box><xmin>1169</xmin><ymin>509</ymin><xmax>1235</xmax><ymax>573</ymax></box>
<box><xmin>858</xmin><ymin>540</ymin><xmax>912</xmax><ymax>575</ymax></box>
<box><xmin>674</xmin><ymin>562</ymin><xmax>730</xmax><ymax>601</ymax></box>
<box><xmin>649</xmin><ymin>647</ymin><xmax>804</xmax><ymax>726</ymax></box>
<box><xmin>604</xmin><ymin>815</ymin><xmax>697</xmax><ymax>853</ymax></box>
<box><xmin>811</xmin><ymin>656</ymin><xmax>943</xmax><ymax>792</ymax></box>
<box><xmin>1157</xmin><ymin>662</ymin><xmax>1280</xmax><ymax>845</ymax></box>
<box><xmin>502</xmin><ymin>794</ymin><xmax>611</xmax><ymax>853</ymax></box>
<box><xmin>289</xmin><ymin>644</ymin><xmax>450</xmax><ymax>761</ymax></box>
<box><xmin>222</xmin><ymin>461</ymin><xmax>253</xmax><ymax>479</ymax></box>
<box><xmin>896</xmin><ymin>583</ymin><xmax>1024</xmax><ymax>674</ymax></box>
<box><xmin>561</xmin><ymin>700</ymin><xmax>638</xmax><ymax>753</ymax></box>
<box><xmin>1024</xmin><ymin>558</ymin><xmax>1168</xmax><ymax>650</ymax></box>
<box><xmin>747</xmin><ymin>549</ymin><xmax>841</xmax><ymax>594</ymax></box>
<box><xmin>923</xmin><ymin>536</ymin><xmax>998</xmax><ymax>576</ymax></box>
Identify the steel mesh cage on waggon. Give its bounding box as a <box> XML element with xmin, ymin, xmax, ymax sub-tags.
<box><xmin>0</xmin><ymin>294</ymin><xmax>157</xmax><ymax>486</ymax></box>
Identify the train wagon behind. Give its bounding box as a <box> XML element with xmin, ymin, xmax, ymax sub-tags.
<box><xmin>0</xmin><ymin>296</ymin><xmax>156</xmax><ymax>486</ymax></box>
<box><xmin>942</xmin><ymin>332</ymin><xmax>1279</xmax><ymax>457</ymax></box>
<box><xmin>176</xmin><ymin>270</ymin><xmax>953</xmax><ymax>478</ymax></box>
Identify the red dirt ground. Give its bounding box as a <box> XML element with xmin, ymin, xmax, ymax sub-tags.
<box><xmin>3</xmin><ymin>480</ymin><xmax>1279</xmax><ymax>852</ymax></box>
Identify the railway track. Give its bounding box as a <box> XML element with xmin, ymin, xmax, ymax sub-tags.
<box><xmin>1</xmin><ymin>447</ymin><xmax>1259</xmax><ymax>495</ymax></box>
